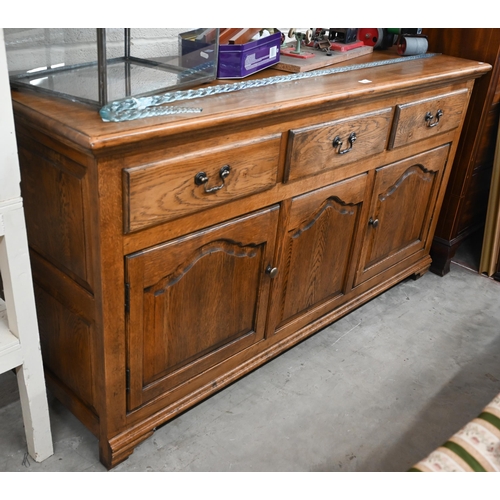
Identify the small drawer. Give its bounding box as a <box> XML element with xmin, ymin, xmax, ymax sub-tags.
<box><xmin>284</xmin><ymin>108</ymin><xmax>393</xmax><ymax>182</ymax></box>
<box><xmin>389</xmin><ymin>89</ymin><xmax>469</xmax><ymax>149</ymax></box>
<box><xmin>123</xmin><ymin>135</ymin><xmax>280</xmax><ymax>232</ymax></box>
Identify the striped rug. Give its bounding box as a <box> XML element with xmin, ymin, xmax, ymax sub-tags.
<box><xmin>410</xmin><ymin>393</ymin><xmax>500</xmax><ymax>472</ymax></box>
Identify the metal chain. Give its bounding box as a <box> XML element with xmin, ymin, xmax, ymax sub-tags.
<box><xmin>99</xmin><ymin>53</ymin><xmax>438</xmax><ymax>122</ymax></box>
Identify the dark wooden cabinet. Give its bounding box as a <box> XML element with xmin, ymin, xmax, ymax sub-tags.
<box><xmin>11</xmin><ymin>51</ymin><xmax>489</xmax><ymax>468</ymax></box>
<box><xmin>268</xmin><ymin>173</ymin><xmax>368</xmax><ymax>339</ymax></box>
<box><xmin>423</xmin><ymin>28</ymin><xmax>500</xmax><ymax>275</ymax></box>
<box><xmin>125</xmin><ymin>207</ymin><xmax>278</xmax><ymax>410</ymax></box>
<box><xmin>355</xmin><ymin>145</ymin><xmax>449</xmax><ymax>285</ymax></box>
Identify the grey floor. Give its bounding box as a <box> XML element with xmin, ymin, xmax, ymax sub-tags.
<box><xmin>1</xmin><ymin>243</ymin><xmax>500</xmax><ymax>472</ymax></box>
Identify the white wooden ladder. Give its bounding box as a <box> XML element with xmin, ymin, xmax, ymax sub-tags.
<box><xmin>0</xmin><ymin>29</ymin><xmax>53</xmax><ymax>463</ymax></box>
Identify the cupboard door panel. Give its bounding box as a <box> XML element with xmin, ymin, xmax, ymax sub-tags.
<box><xmin>355</xmin><ymin>145</ymin><xmax>450</xmax><ymax>285</ymax></box>
<box><xmin>269</xmin><ymin>174</ymin><xmax>368</xmax><ymax>336</ymax></box>
<box><xmin>142</xmin><ymin>242</ymin><xmax>260</xmax><ymax>384</ymax></box>
<box><xmin>126</xmin><ymin>207</ymin><xmax>279</xmax><ymax>410</ymax></box>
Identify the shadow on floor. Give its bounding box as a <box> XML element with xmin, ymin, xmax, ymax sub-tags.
<box><xmin>358</xmin><ymin>286</ymin><xmax>500</xmax><ymax>471</ymax></box>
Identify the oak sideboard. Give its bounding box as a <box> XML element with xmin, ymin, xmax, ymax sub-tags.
<box><xmin>10</xmin><ymin>51</ymin><xmax>489</xmax><ymax>469</ymax></box>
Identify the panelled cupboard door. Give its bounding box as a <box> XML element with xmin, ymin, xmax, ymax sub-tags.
<box><xmin>125</xmin><ymin>206</ymin><xmax>279</xmax><ymax>411</ymax></box>
<box><xmin>355</xmin><ymin>145</ymin><xmax>450</xmax><ymax>286</ymax></box>
<box><xmin>268</xmin><ymin>173</ymin><xmax>368</xmax><ymax>337</ymax></box>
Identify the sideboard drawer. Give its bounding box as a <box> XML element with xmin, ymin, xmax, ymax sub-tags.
<box><xmin>284</xmin><ymin>108</ymin><xmax>393</xmax><ymax>182</ymax></box>
<box><xmin>389</xmin><ymin>89</ymin><xmax>469</xmax><ymax>149</ymax></box>
<box><xmin>123</xmin><ymin>135</ymin><xmax>281</xmax><ymax>232</ymax></box>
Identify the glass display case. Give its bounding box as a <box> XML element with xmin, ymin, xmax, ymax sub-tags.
<box><xmin>4</xmin><ymin>28</ymin><xmax>219</xmax><ymax>106</ymax></box>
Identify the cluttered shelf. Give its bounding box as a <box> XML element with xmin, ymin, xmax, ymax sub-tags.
<box><xmin>9</xmin><ymin>32</ymin><xmax>485</xmax><ymax>152</ymax></box>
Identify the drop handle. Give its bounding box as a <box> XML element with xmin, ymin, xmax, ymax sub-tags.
<box><xmin>425</xmin><ymin>109</ymin><xmax>443</xmax><ymax>128</ymax></box>
<box><xmin>265</xmin><ymin>265</ymin><xmax>278</xmax><ymax>278</ymax></box>
<box><xmin>332</xmin><ymin>132</ymin><xmax>357</xmax><ymax>155</ymax></box>
<box><xmin>194</xmin><ymin>165</ymin><xmax>231</xmax><ymax>193</ymax></box>
<box><xmin>369</xmin><ymin>217</ymin><xmax>379</xmax><ymax>228</ymax></box>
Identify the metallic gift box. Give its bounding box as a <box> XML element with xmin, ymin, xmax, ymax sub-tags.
<box><xmin>217</xmin><ymin>31</ymin><xmax>281</xmax><ymax>79</ymax></box>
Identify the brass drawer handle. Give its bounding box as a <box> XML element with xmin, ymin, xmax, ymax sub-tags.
<box><xmin>194</xmin><ymin>165</ymin><xmax>231</xmax><ymax>193</ymax></box>
<box><xmin>332</xmin><ymin>132</ymin><xmax>357</xmax><ymax>155</ymax></box>
<box><xmin>425</xmin><ymin>109</ymin><xmax>443</xmax><ymax>128</ymax></box>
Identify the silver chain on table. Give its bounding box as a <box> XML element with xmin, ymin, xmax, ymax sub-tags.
<box><xmin>99</xmin><ymin>53</ymin><xmax>438</xmax><ymax>123</ymax></box>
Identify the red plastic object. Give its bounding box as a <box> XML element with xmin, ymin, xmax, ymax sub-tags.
<box><xmin>358</xmin><ymin>28</ymin><xmax>382</xmax><ymax>47</ymax></box>
<box><xmin>328</xmin><ymin>40</ymin><xmax>364</xmax><ymax>52</ymax></box>
<box><xmin>280</xmin><ymin>47</ymin><xmax>315</xmax><ymax>59</ymax></box>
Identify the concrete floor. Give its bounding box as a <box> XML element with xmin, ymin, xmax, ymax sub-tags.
<box><xmin>1</xmin><ymin>259</ymin><xmax>500</xmax><ymax>472</ymax></box>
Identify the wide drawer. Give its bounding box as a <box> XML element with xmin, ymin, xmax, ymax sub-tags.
<box><xmin>389</xmin><ymin>88</ymin><xmax>469</xmax><ymax>149</ymax></box>
<box><xmin>123</xmin><ymin>135</ymin><xmax>281</xmax><ymax>232</ymax></box>
<box><xmin>284</xmin><ymin>108</ymin><xmax>393</xmax><ymax>182</ymax></box>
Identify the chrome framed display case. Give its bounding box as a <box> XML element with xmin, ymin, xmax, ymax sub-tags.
<box><xmin>4</xmin><ymin>28</ymin><xmax>219</xmax><ymax>106</ymax></box>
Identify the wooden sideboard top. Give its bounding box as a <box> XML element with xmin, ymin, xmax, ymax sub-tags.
<box><xmin>10</xmin><ymin>52</ymin><xmax>491</xmax><ymax>153</ymax></box>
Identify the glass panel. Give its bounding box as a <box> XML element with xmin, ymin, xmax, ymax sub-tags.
<box><xmin>4</xmin><ymin>28</ymin><xmax>219</xmax><ymax>106</ymax></box>
<box><xmin>4</xmin><ymin>28</ymin><xmax>98</xmax><ymax>73</ymax></box>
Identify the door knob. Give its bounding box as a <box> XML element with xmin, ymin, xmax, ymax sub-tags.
<box><xmin>265</xmin><ymin>265</ymin><xmax>278</xmax><ymax>278</ymax></box>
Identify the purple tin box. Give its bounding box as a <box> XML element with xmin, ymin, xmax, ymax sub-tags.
<box><xmin>217</xmin><ymin>31</ymin><xmax>281</xmax><ymax>79</ymax></box>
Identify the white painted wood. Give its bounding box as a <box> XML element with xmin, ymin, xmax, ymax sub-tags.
<box><xmin>0</xmin><ymin>298</ymin><xmax>23</xmax><ymax>372</ymax></box>
<box><xmin>0</xmin><ymin>29</ymin><xmax>53</xmax><ymax>463</ymax></box>
<box><xmin>0</xmin><ymin>299</ymin><xmax>23</xmax><ymax>373</ymax></box>
<box><xmin>0</xmin><ymin>30</ymin><xmax>20</xmax><ymax>203</ymax></box>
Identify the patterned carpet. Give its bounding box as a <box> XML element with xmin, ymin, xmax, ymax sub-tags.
<box><xmin>411</xmin><ymin>394</ymin><xmax>500</xmax><ymax>471</ymax></box>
